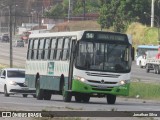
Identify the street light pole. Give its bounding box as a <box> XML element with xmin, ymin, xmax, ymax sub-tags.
<box><xmin>68</xmin><ymin>0</ymin><xmax>71</xmax><ymax>22</ymax></box>
<box><xmin>9</xmin><ymin>4</ymin><xmax>13</xmax><ymax>68</ymax></box>
<box><xmin>151</xmin><ymin>0</ymin><xmax>155</xmax><ymax>27</ymax></box>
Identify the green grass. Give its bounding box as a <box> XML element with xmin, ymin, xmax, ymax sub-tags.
<box><xmin>129</xmin><ymin>82</ymin><xmax>160</xmax><ymax>100</ymax></box>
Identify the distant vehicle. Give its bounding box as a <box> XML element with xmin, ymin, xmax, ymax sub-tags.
<box><xmin>0</xmin><ymin>68</ymin><xmax>35</xmax><ymax>97</ymax></box>
<box><xmin>14</xmin><ymin>39</ymin><xmax>24</xmax><ymax>47</ymax></box>
<box><xmin>136</xmin><ymin>45</ymin><xmax>159</xmax><ymax>68</ymax></box>
<box><xmin>21</xmin><ymin>31</ymin><xmax>31</xmax><ymax>44</ymax></box>
<box><xmin>146</xmin><ymin>47</ymin><xmax>160</xmax><ymax>74</ymax></box>
<box><xmin>2</xmin><ymin>34</ymin><xmax>9</xmax><ymax>42</ymax></box>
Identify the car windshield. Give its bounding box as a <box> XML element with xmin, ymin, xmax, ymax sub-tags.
<box><xmin>7</xmin><ymin>70</ymin><xmax>25</xmax><ymax>78</ymax></box>
<box><xmin>75</xmin><ymin>41</ymin><xmax>132</xmax><ymax>73</ymax></box>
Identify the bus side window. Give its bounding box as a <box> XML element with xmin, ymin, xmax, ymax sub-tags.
<box><xmin>44</xmin><ymin>38</ymin><xmax>50</xmax><ymax>60</ymax></box>
<box><xmin>33</xmin><ymin>39</ymin><xmax>39</xmax><ymax>60</ymax></box>
<box><xmin>62</xmin><ymin>38</ymin><xmax>71</xmax><ymax>60</ymax></box>
<box><xmin>27</xmin><ymin>39</ymin><xmax>33</xmax><ymax>60</ymax></box>
<box><xmin>50</xmin><ymin>38</ymin><xmax>57</xmax><ymax>60</ymax></box>
<box><xmin>56</xmin><ymin>38</ymin><xmax>64</xmax><ymax>60</ymax></box>
<box><xmin>38</xmin><ymin>39</ymin><xmax>45</xmax><ymax>60</ymax></box>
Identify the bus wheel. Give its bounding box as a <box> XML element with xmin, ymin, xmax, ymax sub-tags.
<box><xmin>63</xmin><ymin>91</ymin><xmax>72</xmax><ymax>102</ymax></box>
<box><xmin>75</xmin><ymin>94</ymin><xmax>82</xmax><ymax>102</ymax></box>
<box><xmin>36</xmin><ymin>80</ymin><xmax>44</xmax><ymax>100</ymax></box>
<box><xmin>106</xmin><ymin>94</ymin><xmax>116</xmax><ymax>104</ymax></box>
<box><xmin>43</xmin><ymin>91</ymin><xmax>51</xmax><ymax>100</ymax></box>
<box><xmin>82</xmin><ymin>94</ymin><xmax>90</xmax><ymax>103</ymax></box>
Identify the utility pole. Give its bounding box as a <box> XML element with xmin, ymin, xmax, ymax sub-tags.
<box><xmin>9</xmin><ymin>4</ymin><xmax>13</xmax><ymax>68</ymax></box>
<box><xmin>68</xmin><ymin>0</ymin><xmax>71</xmax><ymax>22</ymax></box>
<box><xmin>83</xmin><ymin>0</ymin><xmax>86</xmax><ymax>20</ymax></box>
<box><xmin>151</xmin><ymin>0</ymin><xmax>155</xmax><ymax>27</ymax></box>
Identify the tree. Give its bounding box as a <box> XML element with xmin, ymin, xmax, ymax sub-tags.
<box><xmin>98</xmin><ymin>0</ymin><xmax>151</xmax><ymax>32</ymax></box>
<box><xmin>44</xmin><ymin>3</ymin><xmax>65</xmax><ymax>19</ymax></box>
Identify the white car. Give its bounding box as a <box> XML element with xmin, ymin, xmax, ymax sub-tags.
<box><xmin>0</xmin><ymin>68</ymin><xmax>35</xmax><ymax>97</ymax></box>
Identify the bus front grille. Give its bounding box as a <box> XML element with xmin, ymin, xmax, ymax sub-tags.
<box><xmin>92</xmin><ymin>88</ymin><xmax>112</xmax><ymax>91</ymax></box>
<box><xmin>88</xmin><ymin>80</ymin><xmax>117</xmax><ymax>84</ymax></box>
<box><xmin>86</xmin><ymin>72</ymin><xmax>120</xmax><ymax>78</ymax></box>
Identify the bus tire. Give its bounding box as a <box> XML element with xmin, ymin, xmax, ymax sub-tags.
<box><xmin>106</xmin><ymin>94</ymin><xmax>116</xmax><ymax>104</ymax></box>
<box><xmin>75</xmin><ymin>94</ymin><xmax>82</xmax><ymax>102</ymax></box>
<box><xmin>82</xmin><ymin>94</ymin><xmax>90</xmax><ymax>103</ymax></box>
<box><xmin>63</xmin><ymin>91</ymin><xmax>72</xmax><ymax>102</ymax></box>
<box><xmin>43</xmin><ymin>91</ymin><xmax>51</xmax><ymax>100</ymax></box>
<box><xmin>36</xmin><ymin>80</ymin><xmax>44</xmax><ymax>100</ymax></box>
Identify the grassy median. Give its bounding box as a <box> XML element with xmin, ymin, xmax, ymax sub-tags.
<box><xmin>129</xmin><ymin>82</ymin><xmax>160</xmax><ymax>100</ymax></box>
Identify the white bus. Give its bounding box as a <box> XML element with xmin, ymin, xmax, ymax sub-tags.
<box><xmin>25</xmin><ymin>30</ymin><xmax>134</xmax><ymax>104</ymax></box>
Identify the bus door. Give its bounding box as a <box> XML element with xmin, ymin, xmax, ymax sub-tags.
<box><xmin>68</xmin><ymin>39</ymin><xmax>76</xmax><ymax>90</ymax></box>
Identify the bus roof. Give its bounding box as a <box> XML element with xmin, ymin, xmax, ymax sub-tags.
<box><xmin>29</xmin><ymin>30</ymin><xmax>129</xmax><ymax>42</ymax></box>
<box><xmin>137</xmin><ymin>45</ymin><xmax>159</xmax><ymax>49</ymax></box>
<box><xmin>29</xmin><ymin>31</ymin><xmax>85</xmax><ymax>40</ymax></box>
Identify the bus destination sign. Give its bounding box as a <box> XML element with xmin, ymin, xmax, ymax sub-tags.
<box><xmin>85</xmin><ymin>32</ymin><xmax>126</xmax><ymax>41</ymax></box>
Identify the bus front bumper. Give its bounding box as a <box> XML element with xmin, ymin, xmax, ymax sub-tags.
<box><xmin>72</xmin><ymin>80</ymin><xmax>130</xmax><ymax>96</ymax></box>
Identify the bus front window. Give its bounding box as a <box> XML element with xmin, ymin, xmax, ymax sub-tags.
<box><xmin>75</xmin><ymin>41</ymin><xmax>132</xmax><ymax>73</ymax></box>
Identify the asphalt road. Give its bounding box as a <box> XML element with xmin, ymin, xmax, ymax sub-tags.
<box><xmin>0</xmin><ymin>94</ymin><xmax>160</xmax><ymax>111</ymax></box>
<box><xmin>0</xmin><ymin>42</ymin><xmax>27</xmax><ymax>67</ymax></box>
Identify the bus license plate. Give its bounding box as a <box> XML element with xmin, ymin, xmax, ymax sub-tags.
<box><xmin>97</xmin><ymin>86</ymin><xmax>107</xmax><ymax>89</ymax></box>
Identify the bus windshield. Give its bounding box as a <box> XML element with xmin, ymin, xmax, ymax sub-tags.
<box><xmin>75</xmin><ymin>41</ymin><xmax>132</xmax><ymax>73</ymax></box>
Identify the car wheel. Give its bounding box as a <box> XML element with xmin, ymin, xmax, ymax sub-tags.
<box><xmin>33</xmin><ymin>94</ymin><xmax>36</xmax><ymax>98</ymax></box>
<box><xmin>4</xmin><ymin>85</ymin><xmax>9</xmax><ymax>97</ymax></box>
<box><xmin>146</xmin><ymin>64</ymin><xmax>150</xmax><ymax>73</ymax></box>
<box><xmin>22</xmin><ymin>94</ymin><xmax>28</xmax><ymax>98</ymax></box>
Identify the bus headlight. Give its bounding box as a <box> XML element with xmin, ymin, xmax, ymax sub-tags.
<box><xmin>119</xmin><ymin>80</ymin><xmax>129</xmax><ymax>85</ymax></box>
<box><xmin>74</xmin><ymin>76</ymin><xmax>86</xmax><ymax>82</ymax></box>
<box><xmin>120</xmin><ymin>80</ymin><xmax>125</xmax><ymax>85</ymax></box>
